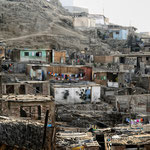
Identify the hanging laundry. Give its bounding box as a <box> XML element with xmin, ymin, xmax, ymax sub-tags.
<box><xmin>126</xmin><ymin>118</ymin><xmax>130</xmax><ymax>123</ymax></box>
<box><xmin>131</xmin><ymin>120</ymin><xmax>134</xmax><ymax>125</ymax></box>
<box><xmin>104</xmin><ymin>76</ymin><xmax>107</xmax><ymax>80</ymax></box>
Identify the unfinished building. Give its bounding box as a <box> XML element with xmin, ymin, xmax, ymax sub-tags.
<box><xmin>92</xmin><ymin>68</ymin><xmax>126</xmax><ymax>88</ymax></box>
<box><xmin>2</xmin><ymin>81</ymin><xmax>50</xmax><ymax>95</ymax></box>
<box><xmin>0</xmin><ymin>95</ymin><xmax>55</xmax><ymax>123</ymax></box>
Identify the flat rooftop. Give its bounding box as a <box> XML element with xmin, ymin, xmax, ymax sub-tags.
<box><xmin>27</xmin><ymin>64</ymin><xmax>91</xmax><ymax>68</ymax></box>
<box><xmin>92</xmin><ymin>68</ymin><xmax>127</xmax><ymax>73</ymax></box>
<box><xmin>114</xmin><ymin>52</ymin><xmax>150</xmax><ymax>57</ymax></box>
<box><xmin>51</xmin><ymin>81</ymin><xmax>100</xmax><ymax>88</ymax></box>
<box><xmin>1</xmin><ymin>95</ymin><xmax>53</xmax><ymax>102</ymax></box>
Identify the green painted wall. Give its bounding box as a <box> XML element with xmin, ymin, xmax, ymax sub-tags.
<box><xmin>20</xmin><ymin>50</ymin><xmax>47</xmax><ymax>62</ymax></box>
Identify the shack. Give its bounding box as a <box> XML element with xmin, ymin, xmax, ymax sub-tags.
<box><xmin>27</xmin><ymin>64</ymin><xmax>92</xmax><ymax>81</ymax></box>
<box><xmin>0</xmin><ymin>95</ymin><xmax>55</xmax><ymax>123</ymax></box>
<box><xmin>105</xmin><ymin>133</ymin><xmax>150</xmax><ymax>150</ymax></box>
<box><xmin>115</xmin><ymin>94</ymin><xmax>150</xmax><ymax>115</ymax></box>
<box><xmin>50</xmin><ymin>81</ymin><xmax>101</xmax><ymax>104</ymax></box>
<box><xmin>56</xmin><ymin>129</ymin><xmax>99</xmax><ymax>150</ymax></box>
<box><xmin>92</xmin><ymin>68</ymin><xmax>126</xmax><ymax>88</ymax></box>
<box><xmin>11</xmin><ymin>48</ymin><xmax>66</xmax><ymax>64</ymax></box>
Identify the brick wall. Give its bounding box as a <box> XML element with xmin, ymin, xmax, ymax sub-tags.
<box><xmin>43</xmin><ymin>82</ymin><xmax>50</xmax><ymax>95</ymax></box>
<box><xmin>94</xmin><ymin>56</ymin><xmax>114</xmax><ymax>63</ymax></box>
<box><xmin>0</xmin><ymin>100</ymin><xmax>55</xmax><ymax>123</ymax></box>
<box><xmin>54</xmin><ymin>51</ymin><xmax>66</xmax><ymax>64</ymax></box>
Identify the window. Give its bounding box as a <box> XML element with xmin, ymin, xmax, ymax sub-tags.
<box><xmin>120</xmin><ymin>57</ymin><xmax>125</xmax><ymax>63</ymax></box>
<box><xmin>19</xmin><ymin>85</ymin><xmax>25</xmax><ymax>94</ymax></box>
<box><xmin>24</xmin><ymin>52</ymin><xmax>29</xmax><ymax>56</ymax></box>
<box><xmin>36</xmin><ymin>87</ymin><xmax>40</xmax><ymax>93</ymax></box>
<box><xmin>6</xmin><ymin>85</ymin><xmax>14</xmax><ymax>94</ymax></box>
<box><xmin>116</xmin><ymin>31</ymin><xmax>119</xmax><ymax>34</ymax></box>
<box><xmin>36</xmin><ymin>52</ymin><xmax>42</xmax><ymax>57</ymax></box>
<box><xmin>146</xmin><ymin>57</ymin><xmax>149</xmax><ymax>61</ymax></box>
<box><xmin>20</xmin><ymin>106</ymin><xmax>42</xmax><ymax>120</ymax></box>
<box><xmin>32</xmin><ymin>52</ymin><xmax>34</xmax><ymax>56</ymax></box>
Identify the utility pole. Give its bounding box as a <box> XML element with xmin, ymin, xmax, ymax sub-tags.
<box><xmin>0</xmin><ymin>58</ymin><xmax>2</xmax><ymax>98</ymax></box>
<box><xmin>129</xmin><ymin>96</ymin><xmax>132</xmax><ymax>128</ymax></box>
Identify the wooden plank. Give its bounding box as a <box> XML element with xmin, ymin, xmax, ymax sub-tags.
<box><xmin>0</xmin><ymin>144</ymin><xmax>6</xmax><ymax>150</ymax></box>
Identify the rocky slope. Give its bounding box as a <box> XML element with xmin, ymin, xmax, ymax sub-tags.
<box><xmin>0</xmin><ymin>0</ymin><xmax>111</xmax><ymax>54</ymax></box>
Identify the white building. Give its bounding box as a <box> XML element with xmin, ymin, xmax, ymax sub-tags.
<box><xmin>73</xmin><ymin>16</ymin><xmax>95</xmax><ymax>28</ymax></box>
<box><xmin>89</xmin><ymin>14</ymin><xmax>109</xmax><ymax>27</ymax></box>
<box><xmin>59</xmin><ymin>0</ymin><xmax>74</xmax><ymax>6</ymax></box>
<box><xmin>50</xmin><ymin>82</ymin><xmax>101</xmax><ymax>104</ymax></box>
<box><xmin>59</xmin><ymin>0</ymin><xmax>89</xmax><ymax>13</ymax></box>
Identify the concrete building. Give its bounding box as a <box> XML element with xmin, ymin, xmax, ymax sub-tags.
<box><xmin>89</xmin><ymin>14</ymin><xmax>109</xmax><ymax>27</ymax></box>
<box><xmin>59</xmin><ymin>0</ymin><xmax>74</xmax><ymax>7</ymax></box>
<box><xmin>59</xmin><ymin>0</ymin><xmax>89</xmax><ymax>13</ymax></box>
<box><xmin>65</xmin><ymin>6</ymin><xmax>89</xmax><ymax>13</ymax></box>
<box><xmin>73</xmin><ymin>16</ymin><xmax>95</xmax><ymax>28</ymax></box>
<box><xmin>114</xmin><ymin>53</ymin><xmax>150</xmax><ymax>74</ymax></box>
<box><xmin>115</xmin><ymin>94</ymin><xmax>150</xmax><ymax>114</ymax></box>
<box><xmin>50</xmin><ymin>81</ymin><xmax>101</xmax><ymax>104</ymax></box>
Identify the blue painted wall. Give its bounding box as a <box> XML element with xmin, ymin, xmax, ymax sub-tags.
<box><xmin>110</xmin><ymin>29</ymin><xmax>128</xmax><ymax>40</ymax></box>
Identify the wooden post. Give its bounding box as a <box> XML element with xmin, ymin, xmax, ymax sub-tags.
<box><xmin>42</xmin><ymin>110</ymin><xmax>49</xmax><ymax>149</ymax></box>
<box><xmin>0</xmin><ymin>58</ymin><xmax>2</xmax><ymax>98</ymax></box>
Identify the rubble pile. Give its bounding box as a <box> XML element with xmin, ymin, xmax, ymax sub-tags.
<box><xmin>105</xmin><ymin>38</ymin><xmax>127</xmax><ymax>52</ymax></box>
<box><xmin>56</xmin><ymin>130</ymin><xmax>99</xmax><ymax>149</ymax></box>
<box><xmin>0</xmin><ymin>119</ymin><xmax>44</xmax><ymax>150</ymax></box>
<box><xmin>56</xmin><ymin>103</ymin><xmax>123</xmax><ymax>128</ymax></box>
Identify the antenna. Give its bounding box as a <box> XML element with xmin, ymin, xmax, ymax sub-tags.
<box><xmin>102</xmin><ymin>0</ymin><xmax>104</xmax><ymax>15</ymax></box>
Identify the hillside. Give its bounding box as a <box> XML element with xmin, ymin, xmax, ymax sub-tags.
<box><xmin>0</xmin><ymin>0</ymin><xmax>111</xmax><ymax>54</ymax></box>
